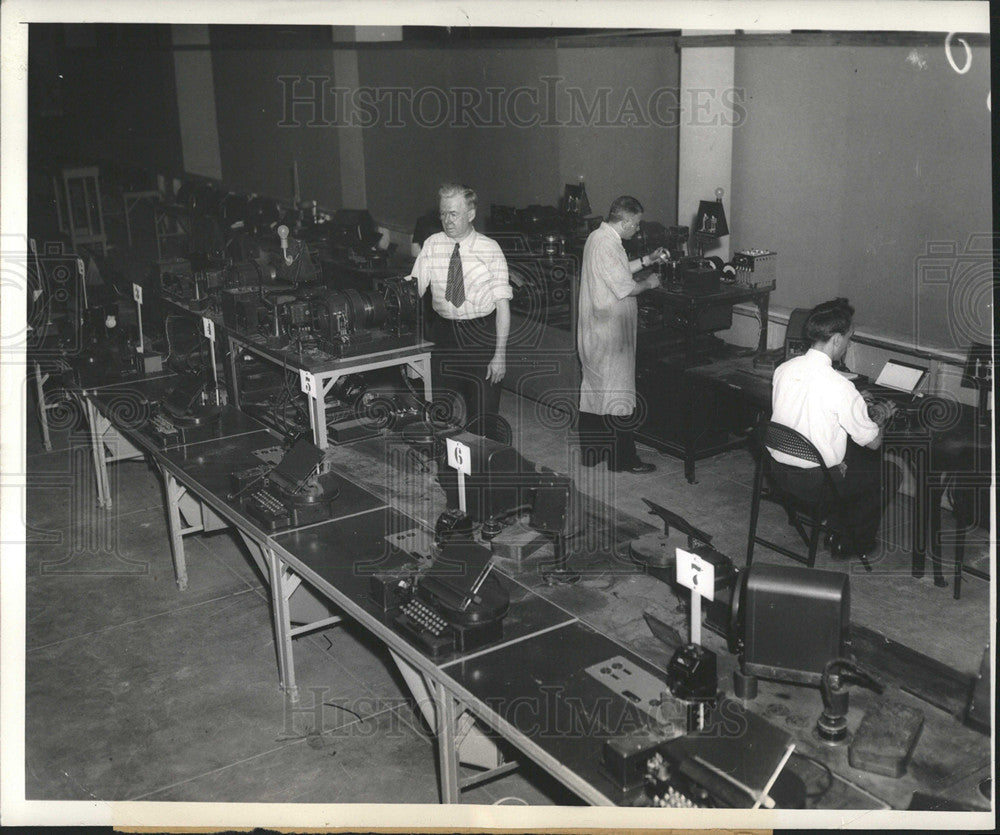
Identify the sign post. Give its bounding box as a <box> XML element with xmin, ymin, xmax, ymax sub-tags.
<box><xmin>445</xmin><ymin>437</ymin><xmax>471</xmax><ymax>513</ymax></box>
<box><xmin>132</xmin><ymin>283</ymin><xmax>145</xmax><ymax>355</ymax></box>
<box><xmin>675</xmin><ymin>547</ymin><xmax>715</xmax><ymax>646</ymax></box>
<box><xmin>202</xmin><ymin>316</ymin><xmax>219</xmax><ymax>404</ymax></box>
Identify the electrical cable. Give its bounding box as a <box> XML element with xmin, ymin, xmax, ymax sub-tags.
<box><xmin>321</xmin><ymin>701</ymin><xmax>365</xmax><ymax>724</ymax></box>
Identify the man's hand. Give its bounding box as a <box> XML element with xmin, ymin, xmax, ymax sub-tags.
<box><xmin>878</xmin><ymin>399</ymin><xmax>899</xmax><ymax>425</ymax></box>
<box><xmin>487</xmin><ymin>352</ymin><xmax>506</xmax><ymax>383</ymax></box>
<box><xmin>647</xmin><ymin>246</ymin><xmax>670</xmax><ymax>265</ymax></box>
<box><xmin>645</xmin><ymin>273</ymin><xmax>662</xmax><ymax>290</ymax></box>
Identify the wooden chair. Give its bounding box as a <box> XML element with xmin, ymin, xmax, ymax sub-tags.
<box><xmin>53</xmin><ymin>167</ymin><xmax>108</xmax><ymax>256</ymax></box>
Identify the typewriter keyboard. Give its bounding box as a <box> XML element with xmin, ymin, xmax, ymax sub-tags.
<box><xmin>248</xmin><ymin>489</ymin><xmax>285</xmax><ymax>514</ymax></box>
<box><xmin>150</xmin><ymin>414</ymin><xmax>178</xmax><ymax>435</ymax></box>
<box><xmin>652</xmin><ymin>785</ymin><xmax>705</xmax><ymax>808</ymax></box>
<box><xmin>400</xmin><ymin>598</ymin><xmax>448</xmax><ymax>637</ymax></box>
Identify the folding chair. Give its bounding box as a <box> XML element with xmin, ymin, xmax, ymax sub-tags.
<box><xmin>746</xmin><ymin>421</ymin><xmax>871</xmax><ymax>571</ymax></box>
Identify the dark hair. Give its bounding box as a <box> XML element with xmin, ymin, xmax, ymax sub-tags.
<box><xmin>607</xmin><ymin>195</ymin><xmax>643</xmax><ymax>223</ymax></box>
<box><xmin>804</xmin><ymin>297</ymin><xmax>855</xmax><ymax>344</ymax></box>
<box><xmin>438</xmin><ymin>183</ymin><xmax>477</xmax><ymax>210</ymax></box>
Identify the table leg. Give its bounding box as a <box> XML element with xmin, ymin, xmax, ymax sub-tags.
<box><xmin>409</xmin><ymin>355</ymin><xmax>433</xmax><ymax>401</ymax></box>
<box><xmin>908</xmin><ymin>446</ymin><xmax>927</xmax><ymax>579</ymax></box>
<box><xmin>34</xmin><ymin>362</ymin><xmax>52</xmax><ymax>451</ymax></box>
<box><xmin>429</xmin><ymin>678</ymin><xmax>460</xmax><ymax>804</ymax></box>
<box><xmin>307</xmin><ymin>375</ymin><xmax>337</xmax><ymax>450</ymax></box>
<box><xmin>684</xmin><ymin>383</ymin><xmax>697</xmax><ymax>484</ymax></box>
<box><xmin>224</xmin><ymin>334</ymin><xmax>240</xmax><ymax>409</ymax></box>
<box><xmin>162</xmin><ymin>470</ymin><xmax>189</xmax><ymax>591</ymax></box>
<box><xmin>81</xmin><ymin>396</ymin><xmax>112</xmax><ymax>508</ymax></box>
<box><xmin>754</xmin><ymin>291</ymin><xmax>771</xmax><ymax>354</ymax></box>
<box><xmin>929</xmin><ymin>484</ymin><xmax>947</xmax><ymax>588</ymax></box>
<box><xmin>264</xmin><ymin>546</ymin><xmax>300</xmax><ymax>702</ymax></box>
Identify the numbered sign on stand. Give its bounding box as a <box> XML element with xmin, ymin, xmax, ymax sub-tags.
<box><xmin>299</xmin><ymin>370</ymin><xmax>318</xmax><ymax>398</ymax></box>
<box><xmin>676</xmin><ymin>548</ymin><xmax>715</xmax><ymax>646</ymax></box>
<box><xmin>201</xmin><ymin>317</ymin><xmax>219</xmax><ymax>404</ymax></box>
<box><xmin>132</xmin><ymin>283</ymin><xmax>144</xmax><ymax>353</ymax></box>
<box><xmin>445</xmin><ymin>437</ymin><xmax>471</xmax><ymax>513</ymax></box>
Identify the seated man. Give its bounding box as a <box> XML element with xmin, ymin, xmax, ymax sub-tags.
<box><xmin>769</xmin><ymin>298</ymin><xmax>900</xmax><ymax>559</ymax></box>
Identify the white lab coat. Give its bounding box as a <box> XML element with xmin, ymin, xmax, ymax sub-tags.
<box><xmin>577</xmin><ymin>222</ymin><xmax>638</xmax><ymax>416</ymax></box>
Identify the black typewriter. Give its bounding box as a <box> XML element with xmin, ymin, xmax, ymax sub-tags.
<box><xmin>370</xmin><ymin>542</ymin><xmax>509</xmax><ymax>658</ymax></box>
<box><xmin>232</xmin><ymin>438</ymin><xmax>340</xmax><ymax>531</ymax></box>
<box><xmin>159</xmin><ymin>375</ymin><xmax>223</xmax><ymax>427</ymax></box>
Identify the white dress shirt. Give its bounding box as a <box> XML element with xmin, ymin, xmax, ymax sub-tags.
<box><xmin>770</xmin><ymin>348</ymin><xmax>879</xmax><ymax>468</ymax></box>
<box><xmin>411</xmin><ymin>230</ymin><xmax>511</xmax><ymax>320</ymax></box>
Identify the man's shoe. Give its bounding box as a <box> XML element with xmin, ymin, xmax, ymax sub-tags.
<box><xmin>611</xmin><ymin>460</ymin><xmax>657</xmax><ymax>474</ymax></box>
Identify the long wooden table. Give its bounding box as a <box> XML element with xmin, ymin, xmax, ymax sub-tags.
<box><xmin>65</xmin><ymin>371</ymin><xmax>993</xmax><ymax>817</ymax></box>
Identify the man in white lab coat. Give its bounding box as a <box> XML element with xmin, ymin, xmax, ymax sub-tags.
<box><xmin>577</xmin><ymin>196</ymin><xmax>667</xmax><ymax>473</ymax></box>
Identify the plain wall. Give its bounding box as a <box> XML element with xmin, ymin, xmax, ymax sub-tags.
<box><xmin>308</xmin><ymin>36</ymin><xmax>680</xmax><ymax>232</ymax></box>
<box><xmin>730</xmin><ymin>43</ymin><xmax>992</xmax><ymax>353</ymax></box>
<box><xmin>28</xmin><ymin>24</ymin><xmax>183</xmax><ymax>178</ymax></box>
<box><xmin>555</xmin><ymin>42</ymin><xmax>680</xmax><ymax>226</ymax></box>
<box><xmin>211</xmin><ymin>46</ymin><xmax>343</xmax><ymax>204</ymax></box>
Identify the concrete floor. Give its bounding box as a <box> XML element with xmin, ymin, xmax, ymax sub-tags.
<box><xmin>22</xmin><ymin>416</ymin><xmax>579</xmax><ymax>806</ymax></box>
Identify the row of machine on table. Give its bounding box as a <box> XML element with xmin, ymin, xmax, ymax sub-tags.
<box><xmin>486</xmin><ymin>190</ymin><xmax>776</xmax><ymax>315</ymax></box>
<box><xmin>104</xmin><ymin>365</ymin><xmax>991</xmax><ymax>809</ymax></box>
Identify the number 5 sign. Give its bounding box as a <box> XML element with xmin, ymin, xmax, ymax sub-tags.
<box><xmin>299</xmin><ymin>370</ymin><xmax>318</xmax><ymax>397</ymax></box>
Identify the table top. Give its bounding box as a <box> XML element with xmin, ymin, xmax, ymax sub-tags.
<box><xmin>230</xmin><ymin>332</ymin><xmax>434</xmax><ymax>375</ymax></box>
<box><xmin>647</xmin><ymin>280</ymin><xmax>775</xmax><ymax>308</ymax></box>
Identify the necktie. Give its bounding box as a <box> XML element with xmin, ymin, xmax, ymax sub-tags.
<box><xmin>445</xmin><ymin>242</ymin><xmax>465</xmax><ymax>307</ymax></box>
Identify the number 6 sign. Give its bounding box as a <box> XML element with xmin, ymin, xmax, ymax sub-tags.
<box><xmin>445</xmin><ymin>437</ymin><xmax>471</xmax><ymax>513</ymax></box>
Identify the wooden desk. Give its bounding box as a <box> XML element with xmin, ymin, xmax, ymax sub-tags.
<box><xmin>638</xmin><ymin>349</ymin><xmax>770</xmax><ymax>483</ymax></box>
<box><xmin>889</xmin><ymin>402</ymin><xmax>992</xmax><ymax>596</ymax></box>
<box><xmin>673</xmin><ymin>359</ymin><xmax>993</xmax><ymax>595</ymax></box>
<box><xmin>644</xmin><ymin>279</ymin><xmax>775</xmax><ymax>356</ymax></box>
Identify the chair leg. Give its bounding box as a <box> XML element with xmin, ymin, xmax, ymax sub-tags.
<box><xmin>806</xmin><ymin>512</ymin><xmax>822</xmax><ymax>568</ymax></box>
<box><xmin>953</xmin><ymin>513</ymin><xmax>966</xmax><ymax>600</ymax></box>
<box><xmin>930</xmin><ymin>485</ymin><xmax>947</xmax><ymax>588</ymax></box>
<box><xmin>746</xmin><ymin>464</ymin><xmax>764</xmax><ymax>568</ymax></box>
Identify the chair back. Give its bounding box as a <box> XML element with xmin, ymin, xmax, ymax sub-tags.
<box><xmin>465</xmin><ymin>413</ymin><xmax>513</xmax><ymax>446</ymax></box>
<box><xmin>759</xmin><ymin>421</ymin><xmax>825</xmax><ymax>468</ymax></box>
<box><xmin>784</xmin><ymin>307</ymin><xmax>812</xmax><ymax>361</ymax></box>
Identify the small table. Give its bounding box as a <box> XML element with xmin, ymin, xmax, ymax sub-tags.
<box><xmin>225</xmin><ymin>332</ymin><xmax>433</xmax><ymax>449</ymax></box>
<box><xmin>645</xmin><ymin>279</ymin><xmax>775</xmax><ymax>357</ymax></box>
<box><xmin>900</xmin><ymin>403</ymin><xmax>992</xmax><ymax>597</ymax></box>
<box><xmin>639</xmin><ymin>351</ymin><xmax>771</xmax><ymax>483</ymax></box>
